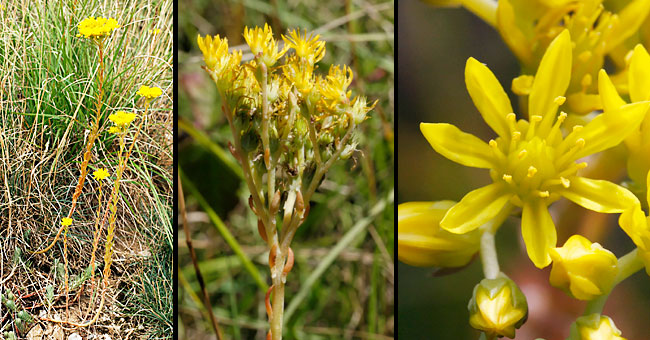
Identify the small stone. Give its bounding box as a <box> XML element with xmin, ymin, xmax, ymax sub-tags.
<box><xmin>26</xmin><ymin>324</ymin><xmax>44</xmax><ymax>340</ymax></box>
<box><xmin>68</xmin><ymin>333</ymin><xmax>83</xmax><ymax>340</ymax></box>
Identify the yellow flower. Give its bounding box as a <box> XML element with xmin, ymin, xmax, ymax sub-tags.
<box><xmin>619</xmin><ymin>170</ymin><xmax>650</xmax><ymax>276</ymax></box>
<box><xmin>108</xmin><ymin>126</ymin><xmax>122</xmax><ymax>134</ymax></box>
<box><xmin>108</xmin><ymin>111</ymin><xmax>136</xmax><ymax>127</ymax></box>
<box><xmin>569</xmin><ymin>314</ymin><xmax>626</xmax><ymax>340</ymax></box>
<box><xmin>243</xmin><ymin>23</ymin><xmax>288</xmax><ymax>67</ymax></box>
<box><xmin>549</xmin><ymin>235</ymin><xmax>618</xmax><ymax>300</ymax></box>
<box><xmin>599</xmin><ymin>44</ymin><xmax>650</xmax><ymax>185</ymax></box>
<box><xmin>93</xmin><ymin>168</ymin><xmax>110</xmax><ymax>181</ymax></box>
<box><xmin>283</xmin><ymin>57</ymin><xmax>315</xmax><ymax>96</ymax></box>
<box><xmin>496</xmin><ymin>0</ymin><xmax>650</xmax><ymax>114</ymax></box>
<box><xmin>282</xmin><ymin>29</ymin><xmax>326</xmax><ymax>65</ymax></box>
<box><xmin>136</xmin><ymin>85</ymin><xmax>163</xmax><ymax>100</ymax></box>
<box><xmin>468</xmin><ymin>275</ymin><xmax>528</xmax><ymax>339</ymax></box>
<box><xmin>149</xmin><ymin>28</ymin><xmax>161</xmax><ymax>35</ymax></box>
<box><xmin>320</xmin><ymin>65</ymin><xmax>353</xmax><ymax>109</ymax></box>
<box><xmin>61</xmin><ymin>217</ymin><xmax>73</xmax><ymax>226</ymax></box>
<box><xmin>421</xmin><ymin>30</ymin><xmax>646</xmax><ymax>268</ymax></box>
<box><xmin>77</xmin><ymin>16</ymin><xmax>120</xmax><ymax>39</ymax></box>
<box><xmin>398</xmin><ymin>201</ymin><xmax>481</xmax><ymax>267</ymax></box>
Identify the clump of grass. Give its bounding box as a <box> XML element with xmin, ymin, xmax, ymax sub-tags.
<box><xmin>0</xmin><ymin>0</ymin><xmax>172</xmax><ymax>338</ymax></box>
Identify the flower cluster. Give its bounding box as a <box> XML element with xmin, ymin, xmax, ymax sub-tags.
<box><xmin>108</xmin><ymin>111</ymin><xmax>136</xmax><ymax>134</ymax></box>
<box><xmin>136</xmin><ymin>85</ymin><xmax>163</xmax><ymax>101</ymax></box>
<box><xmin>77</xmin><ymin>16</ymin><xmax>119</xmax><ymax>39</ymax></box>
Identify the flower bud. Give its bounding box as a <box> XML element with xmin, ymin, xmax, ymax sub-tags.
<box><xmin>468</xmin><ymin>275</ymin><xmax>528</xmax><ymax>339</ymax></box>
<box><xmin>568</xmin><ymin>314</ymin><xmax>626</xmax><ymax>340</ymax></box>
<box><xmin>549</xmin><ymin>235</ymin><xmax>618</xmax><ymax>300</ymax></box>
<box><xmin>398</xmin><ymin>201</ymin><xmax>480</xmax><ymax>267</ymax></box>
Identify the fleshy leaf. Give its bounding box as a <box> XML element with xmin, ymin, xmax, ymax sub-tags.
<box><xmin>558</xmin><ymin>177</ymin><xmax>639</xmax><ymax>213</ymax></box>
<box><xmin>529</xmin><ymin>29</ymin><xmax>571</xmax><ymax>133</ymax></box>
<box><xmin>420</xmin><ymin>123</ymin><xmax>496</xmax><ymax>169</ymax></box>
<box><xmin>522</xmin><ymin>199</ymin><xmax>556</xmax><ymax>268</ymax></box>
<box><xmin>465</xmin><ymin>57</ymin><xmax>513</xmax><ymax>139</ymax></box>
<box><xmin>440</xmin><ymin>183</ymin><xmax>511</xmax><ymax>234</ymax></box>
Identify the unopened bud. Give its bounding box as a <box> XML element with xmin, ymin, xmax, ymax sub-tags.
<box><xmin>568</xmin><ymin>314</ymin><xmax>625</xmax><ymax>340</ymax></box>
<box><xmin>468</xmin><ymin>274</ymin><xmax>528</xmax><ymax>338</ymax></box>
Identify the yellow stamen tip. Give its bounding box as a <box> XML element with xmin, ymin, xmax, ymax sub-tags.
<box><xmin>578</xmin><ymin>51</ymin><xmax>592</xmax><ymax>62</ymax></box>
<box><xmin>527</xmin><ymin>166</ymin><xmax>538</xmax><ymax>177</ymax></box>
<box><xmin>554</xmin><ymin>96</ymin><xmax>566</xmax><ymax>106</ymax></box>
<box><xmin>537</xmin><ymin>190</ymin><xmax>550</xmax><ymax>198</ymax></box>
<box><xmin>581</xmin><ymin>74</ymin><xmax>592</xmax><ymax>89</ymax></box>
<box><xmin>575</xmin><ymin>138</ymin><xmax>585</xmax><ymax>148</ymax></box>
<box><xmin>506</xmin><ymin>113</ymin><xmax>516</xmax><ymax>121</ymax></box>
<box><xmin>502</xmin><ymin>174</ymin><xmax>513</xmax><ymax>183</ymax></box>
<box><xmin>518</xmin><ymin>149</ymin><xmax>527</xmax><ymax>159</ymax></box>
<box><xmin>560</xmin><ymin>177</ymin><xmax>571</xmax><ymax>188</ymax></box>
<box><xmin>577</xmin><ymin>162</ymin><xmax>588</xmax><ymax>169</ymax></box>
<box><xmin>573</xmin><ymin>125</ymin><xmax>583</xmax><ymax>133</ymax></box>
<box><xmin>531</xmin><ymin>115</ymin><xmax>542</xmax><ymax>123</ymax></box>
<box><xmin>512</xmin><ymin>131</ymin><xmax>521</xmax><ymax>141</ymax></box>
<box><xmin>489</xmin><ymin>139</ymin><xmax>498</xmax><ymax>148</ymax></box>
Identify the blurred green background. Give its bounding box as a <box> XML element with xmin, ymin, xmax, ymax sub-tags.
<box><xmin>178</xmin><ymin>0</ymin><xmax>394</xmax><ymax>339</ymax></box>
<box><xmin>397</xmin><ymin>0</ymin><xmax>650</xmax><ymax>339</ymax></box>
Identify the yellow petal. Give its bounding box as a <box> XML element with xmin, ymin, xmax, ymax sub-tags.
<box><xmin>606</xmin><ymin>0</ymin><xmax>650</xmax><ymax>52</ymax></box>
<box><xmin>496</xmin><ymin>0</ymin><xmax>532</xmax><ymax>65</ymax></box>
<box><xmin>529</xmin><ymin>30</ymin><xmax>572</xmax><ymax>133</ymax></box>
<box><xmin>440</xmin><ymin>183</ymin><xmax>512</xmax><ymax>234</ymax></box>
<box><xmin>568</xmin><ymin>273</ymin><xmax>603</xmax><ymax>300</ymax></box>
<box><xmin>465</xmin><ymin>58</ymin><xmax>513</xmax><ymax>139</ymax></box>
<box><xmin>598</xmin><ymin>69</ymin><xmax>626</xmax><ymax>113</ymax></box>
<box><xmin>564</xmin><ymin>102</ymin><xmax>650</xmax><ymax>161</ymax></box>
<box><xmin>558</xmin><ymin>177</ymin><xmax>639</xmax><ymax>213</ymax></box>
<box><xmin>522</xmin><ymin>199</ymin><xmax>556</xmax><ymax>268</ymax></box>
<box><xmin>647</xmin><ymin>170</ymin><xmax>650</xmax><ymax>208</ymax></box>
<box><xmin>420</xmin><ymin>123</ymin><xmax>496</xmax><ymax>169</ymax></box>
<box><xmin>618</xmin><ymin>205</ymin><xmax>647</xmax><ymax>247</ymax></box>
<box><xmin>629</xmin><ymin>44</ymin><xmax>650</xmax><ymax>102</ymax></box>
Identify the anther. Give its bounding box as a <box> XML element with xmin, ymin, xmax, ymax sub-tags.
<box><xmin>502</xmin><ymin>174</ymin><xmax>513</xmax><ymax>183</ymax></box>
<box><xmin>575</xmin><ymin>138</ymin><xmax>586</xmax><ymax>148</ymax></box>
<box><xmin>527</xmin><ymin>166</ymin><xmax>538</xmax><ymax>177</ymax></box>
<box><xmin>581</xmin><ymin>74</ymin><xmax>592</xmax><ymax>90</ymax></box>
<box><xmin>554</xmin><ymin>96</ymin><xmax>566</xmax><ymax>106</ymax></box>
<box><xmin>489</xmin><ymin>139</ymin><xmax>498</xmax><ymax>148</ymax></box>
<box><xmin>537</xmin><ymin>190</ymin><xmax>550</xmax><ymax>198</ymax></box>
<box><xmin>560</xmin><ymin>177</ymin><xmax>571</xmax><ymax>188</ymax></box>
<box><xmin>578</xmin><ymin>51</ymin><xmax>592</xmax><ymax>62</ymax></box>
<box><xmin>512</xmin><ymin>131</ymin><xmax>521</xmax><ymax>141</ymax></box>
<box><xmin>518</xmin><ymin>149</ymin><xmax>528</xmax><ymax>160</ymax></box>
<box><xmin>506</xmin><ymin>113</ymin><xmax>516</xmax><ymax>121</ymax></box>
<box><xmin>573</xmin><ymin>125</ymin><xmax>583</xmax><ymax>133</ymax></box>
<box><xmin>577</xmin><ymin>162</ymin><xmax>588</xmax><ymax>169</ymax></box>
<box><xmin>531</xmin><ymin>115</ymin><xmax>543</xmax><ymax>123</ymax></box>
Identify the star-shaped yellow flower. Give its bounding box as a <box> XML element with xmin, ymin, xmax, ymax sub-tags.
<box><xmin>77</xmin><ymin>16</ymin><xmax>120</xmax><ymax>39</ymax></box>
<box><xmin>421</xmin><ymin>30</ymin><xmax>647</xmax><ymax>268</ymax></box>
<box><xmin>93</xmin><ymin>168</ymin><xmax>110</xmax><ymax>181</ymax></box>
<box><xmin>61</xmin><ymin>217</ymin><xmax>73</xmax><ymax>226</ymax></box>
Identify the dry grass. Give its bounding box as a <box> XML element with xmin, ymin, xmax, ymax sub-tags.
<box><xmin>0</xmin><ymin>0</ymin><xmax>172</xmax><ymax>339</ymax></box>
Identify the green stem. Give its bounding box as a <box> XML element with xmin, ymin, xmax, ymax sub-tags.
<box><xmin>480</xmin><ymin>230</ymin><xmax>499</xmax><ymax>279</ymax></box>
<box><xmin>584</xmin><ymin>248</ymin><xmax>644</xmax><ymax>315</ymax></box>
<box><xmin>460</xmin><ymin>0</ymin><xmax>497</xmax><ymax>27</ymax></box>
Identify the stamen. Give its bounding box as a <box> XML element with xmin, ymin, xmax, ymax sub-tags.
<box><xmin>547</xmin><ymin>111</ymin><xmax>567</xmax><ymax>143</ymax></box>
<box><xmin>572</xmin><ymin>125</ymin><xmax>583</xmax><ymax>133</ymax></box>
<box><xmin>527</xmin><ymin>166</ymin><xmax>537</xmax><ymax>178</ymax></box>
<box><xmin>502</xmin><ymin>174</ymin><xmax>513</xmax><ymax>183</ymax></box>
<box><xmin>578</xmin><ymin>51</ymin><xmax>592</xmax><ymax>62</ymax></box>
<box><xmin>518</xmin><ymin>149</ymin><xmax>527</xmax><ymax>160</ymax></box>
<box><xmin>560</xmin><ymin>177</ymin><xmax>570</xmax><ymax>188</ymax></box>
<box><xmin>526</xmin><ymin>115</ymin><xmax>543</xmax><ymax>139</ymax></box>
<box><xmin>537</xmin><ymin>190</ymin><xmax>550</xmax><ymax>198</ymax></box>
<box><xmin>554</xmin><ymin>96</ymin><xmax>566</xmax><ymax>106</ymax></box>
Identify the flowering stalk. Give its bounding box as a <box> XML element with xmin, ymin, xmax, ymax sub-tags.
<box><xmin>198</xmin><ymin>25</ymin><xmax>375</xmax><ymax>339</ymax></box>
